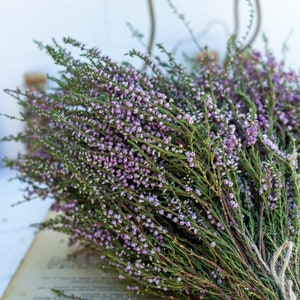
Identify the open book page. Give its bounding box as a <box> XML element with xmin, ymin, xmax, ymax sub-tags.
<box><xmin>2</xmin><ymin>212</ymin><xmax>163</xmax><ymax>300</ymax></box>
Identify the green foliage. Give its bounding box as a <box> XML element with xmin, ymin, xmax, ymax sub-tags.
<box><xmin>3</xmin><ymin>37</ymin><xmax>300</xmax><ymax>299</ymax></box>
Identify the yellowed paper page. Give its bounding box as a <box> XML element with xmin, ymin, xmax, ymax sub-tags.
<box><xmin>2</xmin><ymin>213</ymin><xmax>162</xmax><ymax>300</ymax></box>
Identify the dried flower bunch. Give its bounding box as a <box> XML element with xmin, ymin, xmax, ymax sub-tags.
<box><xmin>4</xmin><ymin>37</ymin><xmax>300</xmax><ymax>299</ymax></box>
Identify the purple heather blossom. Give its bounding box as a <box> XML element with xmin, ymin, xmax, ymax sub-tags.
<box><xmin>245</xmin><ymin>120</ymin><xmax>259</xmax><ymax>146</ymax></box>
<box><xmin>262</xmin><ymin>134</ymin><xmax>288</xmax><ymax>159</ymax></box>
<box><xmin>5</xmin><ymin>38</ymin><xmax>300</xmax><ymax>300</ymax></box>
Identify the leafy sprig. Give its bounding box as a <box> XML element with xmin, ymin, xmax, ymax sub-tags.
<box><xmin>3</xmin><ymin>38</ymin><xmax>300</xmax><ymax>299</ymax></box>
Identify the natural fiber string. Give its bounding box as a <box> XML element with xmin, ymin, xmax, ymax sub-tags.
<box><xmin>244</xmin><ymin>234</ymin><xmax>270</xmax><ymax>272</ymax></box>
<box><xmin>247</xmin><ymin>238</ymin><xmax>297</xmax><ymax>300</ymax></box>
<box><xmin>270</xmin><ymin>241</ymin><xmax>297</xmax><ymax>300</ymax></box>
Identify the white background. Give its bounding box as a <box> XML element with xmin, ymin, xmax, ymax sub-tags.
<box><xmin>1</xmin><ymin>0</ymin><xmax>300</xmax><ymax>297</ymax></box>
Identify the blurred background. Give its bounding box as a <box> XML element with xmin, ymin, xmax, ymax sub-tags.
<box><xmin>1</xmin><ymin>0</ymin><xmax>300</xmax><ymax>160</ymax></box>
<box><xmin>0</xmin><ymin>0</ymin><xmax>300</xmax><ymax>297</ymax></box>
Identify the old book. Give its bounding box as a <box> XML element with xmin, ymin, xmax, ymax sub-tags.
<box><xmin>2</xmin><ymin>212</ymin><xmax>162</xmax><ymax>300</ymax></box>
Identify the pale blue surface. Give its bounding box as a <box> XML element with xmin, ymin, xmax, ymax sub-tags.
<box><xmin>0</xmin><ymin>168</ymin><xmax>52</xmax><ymax>298</ymax></box>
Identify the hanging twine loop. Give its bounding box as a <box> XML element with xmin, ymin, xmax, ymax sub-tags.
<box><xmin>246</xmin><ymin>238</ymin><xmax>297</xmax><ymax>300</ymax></box>
<box><xmin>269</xmin><ymin>241</ymin><xmax>297</xmax><ymax>300</ymax></box>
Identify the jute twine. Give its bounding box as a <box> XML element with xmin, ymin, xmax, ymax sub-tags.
<box><xmin>248</xmin><ymin>239</ymin><xmax>297</xmax><ymax>300</ymax></box>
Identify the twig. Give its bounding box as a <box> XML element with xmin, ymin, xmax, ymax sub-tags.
<box><xmin>242</xmin><ymin>0</ymin><xmax>261</xmax><ymax>50</ymax></box>
<box><xmin>142</xmin><ymin>0</ymin><xmax>156</xmax><ymax>71</ymax></box>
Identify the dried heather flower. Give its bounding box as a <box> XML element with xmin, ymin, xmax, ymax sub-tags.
<box><xmin>3</xmin><ymin>38</ymin><xmax>300</xmax><ymax>299</ymax></box>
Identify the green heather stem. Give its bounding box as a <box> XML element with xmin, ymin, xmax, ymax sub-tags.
<box><xmin>3</xmin><ymin>37</ymin><xmax>300</xmax><ymax>299</ymax></box>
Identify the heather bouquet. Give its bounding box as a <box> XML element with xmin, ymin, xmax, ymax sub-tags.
<box><xmin>3</xmin><ymin>37</ymin><xmax>300</xmax><ymax>299</ymax></box>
